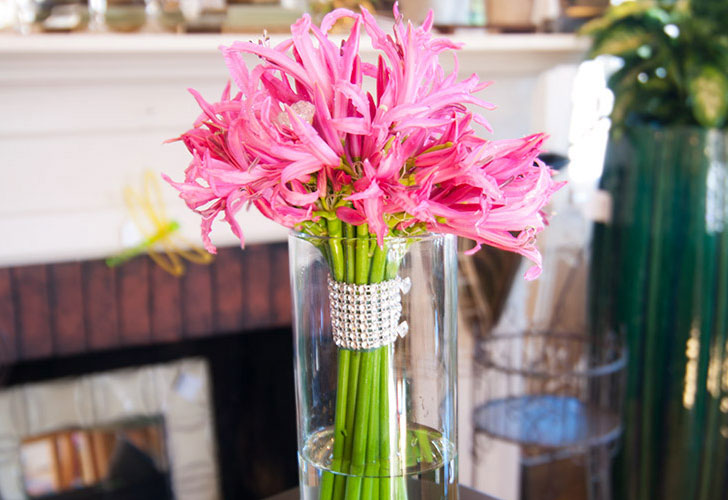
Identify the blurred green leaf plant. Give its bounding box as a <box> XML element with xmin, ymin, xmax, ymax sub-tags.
<box><xmin>581</xmin><ymin>0</ymin><xmax>728</xmax><ymax>130</ymax></box>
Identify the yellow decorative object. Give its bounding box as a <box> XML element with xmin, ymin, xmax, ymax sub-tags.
<box><xmin>106</xmin><ymin>170</ymin><xmax>213</xmax><ymax>276</ymax></box>
<box><xmin>309</xmin><ymin>0</ymin><xmax>376</xmax><ymax>32</ymax></box>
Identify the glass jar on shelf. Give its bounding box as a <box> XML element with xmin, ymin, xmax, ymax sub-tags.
<box><xmin>14</xmin><ymin>0</ymin><xmax>90</xmax><ymax>33</ymax></box>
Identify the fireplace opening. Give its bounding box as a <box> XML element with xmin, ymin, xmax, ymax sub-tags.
<box><xmin>20</xmin><ymin>416</ymin><xmax>172</xmax><ymax>500</ymax></box>
<box><xmin>1</xmin><ymin>327</ymin><xmax>298</xmax><ymax>500</ymax></box>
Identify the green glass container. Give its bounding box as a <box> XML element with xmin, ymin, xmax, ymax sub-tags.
<box><xmin>589</xmin><ymin>126</ymin><xmax>728</xmax><ymax>500</ymax></box>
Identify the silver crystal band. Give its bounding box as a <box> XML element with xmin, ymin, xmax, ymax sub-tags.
<box><xmin>328</xmin><ymin>275</ymin><xmax>411</xmax><ymax>350</ymax></box>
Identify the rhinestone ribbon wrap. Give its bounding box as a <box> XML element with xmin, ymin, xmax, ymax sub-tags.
<box><xmin>328</xmin><ymin>276</ymin><xmax>412</xmax><ymax>350</ymax></box>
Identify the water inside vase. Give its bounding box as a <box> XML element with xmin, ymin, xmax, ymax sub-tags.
<box><xmin>299</xmin><ymin>423</ymin><xmax>457</xmax><ymax>500</ymax></box>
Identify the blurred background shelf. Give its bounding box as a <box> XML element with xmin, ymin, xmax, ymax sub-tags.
<box><xmin>0</xmin><ymin>32</ymin><xmax>587</xmax><ymax>74</ymax></box>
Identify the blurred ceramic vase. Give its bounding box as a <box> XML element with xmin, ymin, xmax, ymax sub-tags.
<box><xmin>399</xmin><ymin>0</ymin><xmax>470</xmax><ymax>27</ymax></box>
<box><xmin>13</xmin><ymin>0</ymin><xmax>38</xmax><ymax>33</ymax></box>
<box><xmin>13</xmin><ymin>0</ymin><xmax>89</xmax><ymax>32</ymax></box>
<box><xmin>486</xmin><ymin>0</ymin><xmax>535</xmax><ymax>31</ymax></box>
<box><xmin>104</xmin><ymin>0</ymin><xmax>146</xmax><ymax>31</ymax></box>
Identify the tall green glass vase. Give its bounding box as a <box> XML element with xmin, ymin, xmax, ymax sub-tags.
<box><xmin>589</xmin><ymin>126</ymin><xmax>728</xmax><ymax>500</ymax></box>
<box><xmin>289</xmin><ymin>231</ymin><xmax>459</xmax><ymax>500</ymax></box>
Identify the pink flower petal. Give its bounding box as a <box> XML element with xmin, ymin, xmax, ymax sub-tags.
<box><xmin>336</xmin><ymin>206</ymin><xmax>367</xmax><ymax>225</ymax></box>
<box><xmin>165</xmin><ymin>5</ymin><xmax>563</xmax><ymax>278</ymax></box>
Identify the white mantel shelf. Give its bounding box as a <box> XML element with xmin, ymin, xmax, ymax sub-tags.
<box><xmin>0</xmin><ymin>32</ymin><xmax>587</xmax><ymax>53</ymax></box>
<box><xmin>0</xmin><ymin>32</ymin><xmax>588</xmax><ymax>76</ymax></box>
<box><xmin>1</xmin><ymin>31</ymin><xmax>586</xmax><ymax>268</ymax></box>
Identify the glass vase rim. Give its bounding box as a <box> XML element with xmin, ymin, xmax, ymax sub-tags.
<box><xmin>288</xmin><ymin>229</ymin><xmax>451</xmax><ymax>243</ymax></box>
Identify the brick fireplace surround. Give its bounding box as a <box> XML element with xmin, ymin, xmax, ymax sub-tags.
<box><xmin>0</xmin><ymin>243</ymin><xmax>290</xmax><ymax>364</ymax></box>
<box><xmin>0</xmin><ymin>242</ymin><xmax>297</xmax><ymax>499</ymax></box>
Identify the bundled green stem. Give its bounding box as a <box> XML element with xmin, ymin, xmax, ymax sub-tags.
<box><xmin>319</xmin><ymin>220</ymin><xmax>407</xmax><ymax>500</ymax></box>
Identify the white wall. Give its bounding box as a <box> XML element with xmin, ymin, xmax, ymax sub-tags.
<box><xmin>0</xmin><ymin>33</ymin><xmax>585</xmax><ymax>268</ymax></box>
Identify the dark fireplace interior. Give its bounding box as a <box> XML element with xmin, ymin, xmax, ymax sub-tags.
<box><xmin>0</xmin><ymin>242</ymin><xmax>298</xmax><ymax>500</ymax></box>
<box><xmin>4</xmin><ymin>328</ymin><xmax>299</xmax><ymax>500</ymax></box>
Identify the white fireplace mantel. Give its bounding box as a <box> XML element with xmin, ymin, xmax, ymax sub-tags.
<box><xmin>0</xmin><ymin>32</ymin><xmax>585</xmax><ymax>68</ymax></box>
<box><xmin>0</xmin><ymin>32</ymin><xmax>587</xmax><ymax>268</ymax></box>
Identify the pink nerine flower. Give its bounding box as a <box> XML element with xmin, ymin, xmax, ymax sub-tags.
<box><xmin>164</xmin><ymin>5</ymin><xmax>563</xmax><ymax>279</ymax></box>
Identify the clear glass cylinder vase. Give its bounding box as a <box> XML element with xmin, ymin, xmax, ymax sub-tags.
<box><xmin>288</xmin><ymin>231</ymin><xmax>458</xmax><ymax>500</ymax></box>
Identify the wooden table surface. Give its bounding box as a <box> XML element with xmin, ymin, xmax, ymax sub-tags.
<box><xmin>266</xmin><ymin>484</ymin><xmax>500</xmax><ymax>500</ymax></box>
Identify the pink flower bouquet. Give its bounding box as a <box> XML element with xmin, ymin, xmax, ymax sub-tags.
<box><xmin>165</xmin><ymin>5</ymin><xmax>562</xmax><ymax>500</ymax></box>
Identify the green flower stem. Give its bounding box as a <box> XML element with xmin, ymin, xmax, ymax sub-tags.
<box><xmin>360</xmin><ymin>243</ymin><xmax>388</xmax><ymax>500</ymax></box>
<box><xmin>336</xmin><ymin>225</ymin><xmax>371</xmax><ymax>500</ymax></box>
<box><xmin>341</xmin><ymin>353</ymin><xmax>362</xmax><ymax>474</ymax></box>
<box><xmin>415</xmin><ymin>429</ymin><xmax>434</xmax><ymax>464</ymax></box>
<box><xmin>340</xmin><ymin>225</ymin><xmax>373</xmax><ymax>500</ymax></box>
<box><xmin>322</xmin><ymin>225</ymin><xmax>410</xmax><ymax>500</ymax></box>
<box><xmin>336</xmin><ymin>224</ymin><xmax>363</xmax><ymax>500</ymax></box>
<box><xmin>369</xmin><ymin>244</ymin><xmax>386</xmax><ymax>283</ymax></box>
<box><xmin>385</xmin><ymin>256</ymin><xmax>407</xmax><ymax>500</ymax></box>
<box><xmin>328</xmin><ymin>218</ymin><xmax>345</xmax><ymax>282</ymax></box>
<box><xmin>345</xmin><ymin>224</ymin><xmax>356</xmax><ymax>283</ymax></box>
<box><xmin>376</xmin><ymin>246</ymin><xmax>396</xmax><ymax>500</ymax></box>
<box><xmin>346</xmin><ymin>227</ymin><xmax>380</xmax><ymax>500</ymax></box>
<box><xmin>322</xmin><ymin>218</ymin><xmax>349</xmax><ymax>500</ymax></box>
<box><xmin>356</xmin><ymin>224</ymin><xmax>371</xmax><ymax>284</ymax></box>
<box><xmin>326</xmin><ymin>350</ymin><xmax>350</xmax><ymax>500</ymax></box>
<box><xmin>379</xmin><ymin>345</ymin><xmax>393</xmax><ymax>500</ymax></box>
<box><xmin>346</xmin><ymin>350</ymin><xmax>377</xmax><ymax>500</ymax></box>
<box><xmin>361</xmin><ymin>351</ymin><xmax>381</xmax><ymax>500</ymax></box>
